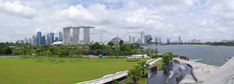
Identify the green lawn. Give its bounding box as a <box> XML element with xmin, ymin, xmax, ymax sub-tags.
<box><xmin>0</xmin><ymin>57</ymin><xmax>147</xmax><ymax>84</ymax></box>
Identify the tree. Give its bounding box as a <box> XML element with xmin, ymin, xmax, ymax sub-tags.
<box><xmin>119</xmin><ymin>40</ymin><xmax>124</xmax><ymax>46</ymax></box>
<box><xmin>162</xmin><ymin>52</ymin><xmax>173</xmax><ymax>64</ymax></box>
<box><xmin>45</xmin><ymin>50</ymin><xmax>52</xmax><ymax>61</ymax></box>
<box><xmin>68</xmin><ymin>50</ymin><xmax>74</xmax><ymax>62</ymax></box>
<box><xmin>76</xmin><ymin>47</ymin><xmax>82</xmax><ymax>59</ymax></box>
<box><xmin>57</xmin><ymin>48</ymin><xmax>64</xmax><ymax>62</ymax></box>
<box><xmin>137</xmin><ymin>61</ymin><xmax>150</xmax><ymax>78</ymax></box>
<box><xmin>140</xmin><ymin>49</ymin><xmax>145</xmax><ymax>55</ymax></box>
<box><xmin>107</xmin><ymin>42</ymin><xmax>114</xmax><ymax>48</ymax></box>
<box><xmin>35</xmin><ymin>48</ymin><xmax>41</xmax><ymax>61</ymax></box>
<box><xmin>128</xmin><ymin>65</ymin><xmax>142</xmax><ymax>84</ymax></box>
<box><xmin>147</xmin><ymin>37</ymin><xmax>152</xmax><ymax>44</ymax></box>
<box><xmin>155</xmin><ymin>48</ymin><xmax>158</xmax><ymax>55</ymax></box>
<box><xmin>5</xmin><ymin>47</ymin><xmax>12</xmax><ymax>55</ymax></box>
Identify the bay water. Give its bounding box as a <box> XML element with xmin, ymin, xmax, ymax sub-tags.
<box><xmin>142</xmin><ymin>45</ymin><xmax>234</xmax><ymax>66</ymax></box>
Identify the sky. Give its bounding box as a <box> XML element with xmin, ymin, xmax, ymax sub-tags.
<box><xmin>0</xmin><ymin>0</ymin><xmax>234</xmax><ymax>43</ymax></box>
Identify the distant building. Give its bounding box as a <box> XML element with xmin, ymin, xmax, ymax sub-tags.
<box><xmin>32</xmin><ymin>35</ymin><xmax>37</xmax><ymax>45</ymax></box>
<box><xmin>24</xmin><ymin>37</ymin><xmax>28</xmax><ymax>44</ymax></box>
<box><xmin>50</xmin><ymin>33</ymin><xmax>54</xmax><ymax>44</ymax></box>
<box><xmin>41</xmin><ymin>35</ymin><xmax>46</xmax><ymax>45</ymax></box>
<box><xmin>167</xmin><ymin>39</ymin><xmax>170</xmax><ymax>44</ymax></box>
<box><xmin>159</xmin><ymin>37</ymin><xmax>161</xmax><ymax>44</ymax></box>
<box><xmin>188</xmin><ymin>39</ymin><xmax>202</xmax><ymax>43</ymax></box>
<box><xmin>132</xmin><ymin>37</ymin><xmax>135</xmax><ymax>43</ymax></box>
<box><xmin>55</xmin><ymin>37</ymin><xmax>59</xmax><ymax>42</ymax></box>
<box><xmin>178</xmin><ymin>36</ymin><xmax>181</xmax><ymax>44</ymax></box>
<box><xmin>155</xmin><ymin>38</ymin><xmax>158</xmax><ymax>43</ymax></box>
<box><xmin>37</xmin><ymin>32</ymin><xmax>42</xmax><ymax>45</ymax></box>
<box><xmin>129</xmin><ymin>35</ymin><xmax>132</xmax><ymax>43</ymax></box>
<box><xmin>59</xmin><ymin>32</ymin><xmax>63</xmax><ymax>41</ymax></box>
<box><xmin>141</xmin><ymin>31</ymin><xmax>145</xmax><ymax>44</ymax></box>
<box><xmin>145</xmin><ymin>35</ymin><xmax>151</xmax><ymax>43</ymax></box>
<box><xmin>46</xmin><ymin>34</ymin><xmax>50</xmax><ymax>45</ymax></box>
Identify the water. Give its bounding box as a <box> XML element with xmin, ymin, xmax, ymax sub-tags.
<box><xmin>142</xmin><ymin>45</ymin><xmax>234</xmax><ymax>66</ymax></box>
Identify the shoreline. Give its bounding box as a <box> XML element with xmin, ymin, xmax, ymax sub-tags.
<box><xmin>174</xmin><ymin>58</ymin><xmax>219</xmax><ymax>84</ymax></box>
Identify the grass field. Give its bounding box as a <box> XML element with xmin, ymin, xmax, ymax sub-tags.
<box><xmin>0</xmin><ymin>57</ymin><xmax>147</xmax><ymax>84</ymax></box>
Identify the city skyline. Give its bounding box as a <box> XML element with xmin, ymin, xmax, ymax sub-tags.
<box><xmin>0</xmin><ymin>0</ymin><xmax>234</xmax><ymax>43</ymax></box>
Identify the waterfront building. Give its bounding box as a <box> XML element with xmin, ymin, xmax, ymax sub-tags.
<box><xmin>188</xmin><ymin>39</ymin><xmax>202</xmax><ymax>43</ymax></box>
<box><xmin>141</xmin><ymin>31</ymin><xmax>145</xmax><ymax>44</ymax></box>
<box><xmin>167</xmin><ymin>39</ymin><xmax>170</xmax><ymax>44</ymax></box>
<box><xmin>146</xmin><ymin>35</ymin><xmax>151</xmax><ymax>43</ymax></box>
<box><xmin>178</xmin><ymin>36</ymin><xmax>181</xmax><ymax>44</ymax></box>
<box><xmin>155</xmin><ymin>38</ymin><xmax>158</xmax><ymax>43</ymax></box>
<box><xmin>37</xmin><ymin>32</ymin><xmax>42</xmax><ymax>45</ymax></box>
<box><xmin>63</xmin><ymin>26</ymin><xmax>94</xmax><ymax>45</ymax></box>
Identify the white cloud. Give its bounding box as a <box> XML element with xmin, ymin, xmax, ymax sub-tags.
<box><xmin>0</xmin><ymin>1</ymin><xmax>37</xmax><ymax>19</ymax></box>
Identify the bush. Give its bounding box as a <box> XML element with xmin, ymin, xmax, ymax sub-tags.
<box><xmin>151</xmin><ymin>55</ymin><xmax>163</xmax><ymax>59</ymax></box>
<box><xmin>126</xmin><ymin>59</ymin><xmax>140</xmax><ymax>62</ymax></box>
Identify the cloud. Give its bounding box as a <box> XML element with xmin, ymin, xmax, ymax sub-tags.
<box><xmin>0</xmin><ymin>1</ymin><xmax>37</xmax><ymax>19</ymax></box>
<box><xmin>53</xmin><ymin>3</ymin><xmax>113</xmax><ymax>25</ymax></box>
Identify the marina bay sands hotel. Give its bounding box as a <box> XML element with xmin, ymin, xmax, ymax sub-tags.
<box><xmin>63</xmin><ymin>26</ymin><xmax>94</xmax><ymax>45</ymax></box>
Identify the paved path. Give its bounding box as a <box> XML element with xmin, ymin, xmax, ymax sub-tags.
<box><xmin>174</xmin><ymin>58</ymin><xmax>219</xmax><ymax>84</ymax></box>
<box><xmin>0</xmin><ymin>56</ymin><xmax>19</xmax><ymax>58</ymax></box>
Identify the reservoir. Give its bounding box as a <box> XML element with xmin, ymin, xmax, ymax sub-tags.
<box><xmin>142</xmin><ymin>45</ymin><xmax>234</xmax><ymax>66</ymax></box>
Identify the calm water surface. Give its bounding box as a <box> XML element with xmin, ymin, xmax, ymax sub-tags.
<box><xmin>143</xmin><ymin>45</ymin><xmax>234</xmax><ymax>66</ymax></box>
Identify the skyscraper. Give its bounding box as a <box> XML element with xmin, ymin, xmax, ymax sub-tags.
<box><xmin>167</xmin><ymin>39</ymin><xmax>170</xmax><ymax>44</ymax></box>
<box><xmin>129</xmin><ymin>35</ymin><xmax>132</xmax><ymax>43</ymax></box>
<box><xmin>159</xmin><ymin>37</ymin><xmax>161</xmax><ymax>44</ymax></box>
<box><xmin>41</xmin><ymin>35</ymin><xmax>46</xmax><ymax>45</ymax></box>
<box><xmin>59</xmin><ymin>32</ymin><xmax>63</xmax><ymax>41</ymax></box>
<box><xmin>146</xmin><ymin>35</ymin><xmax>151</xmax><ymax>43</ymax></box>
<box><xmin>50</xmin><ymin>33</ymin><xmax>54</xmax><ymax>44</ymax></box>
<box><xmin>32</xmin><ymin>35</ymin><xmax>37</xmax><ymax>45</ymax></box>
<box><xmin>46</xmin><ymin>34</ymin><xmax>50</xmax><ymax>45</ymax></box>
<box><xmin>55</xmin><ymin>37</ymin><xmax>59</xmax><ymax>42</ymax></box>
<box><xmin>132</xmin><ymin>37</ymin><xmax>135</xmax><ymax>43</ymax></box>
<box><xmin>37</xmin><ymin>32</ymin><xmax>42</xmax><ymax>45</ymax></box>
<box><xmin>24</xmin><ymin>36</ymin><xmax>28</xmax><ymax>44</ymax></box>
<box><xmin>178</xmin><ymin>36</ymin><xmax>181</xmax><ymax>44</ymax></box>
<box><xmin>155</xmin><ymin>38</ymin><xmax>158</xmax><ymax>43</ymax></box>
<box><xmin>141</xmin><ymin>31</ymin><xmax>145</xmax><ymax>44</ymax></box>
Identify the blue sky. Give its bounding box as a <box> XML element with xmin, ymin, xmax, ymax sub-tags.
<box><xmin>0</xmin><ymin>0</ymin><xmax>233</xmax><ymax>43</ymax></box>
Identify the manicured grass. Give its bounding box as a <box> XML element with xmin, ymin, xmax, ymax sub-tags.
<box><xmin>120</xmin><ymin>78</ymin><xmax>148</xmax><ymax>84</ymax></box>
<box><xmin>0</xmin><ymin>57</ymin><xmax>148</xmax><ymax>84</ymax></box>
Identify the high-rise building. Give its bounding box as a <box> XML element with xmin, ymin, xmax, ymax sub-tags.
<box><xmin>50</xmin><ymin>33</ymin><xmax>54</xmax><ymax>44</ymax></box>
<box><xmin>41</xmin><ymin>35</ymin><xmax>46</xmax><ymax>45</ymax></box>
<box><xmin>145</xmin><ymin>35</ymin><xmax>151</xmax><ymax>43</ymax></box>
<box><xmin>59</xmin><ymin>32</ymin><xmax>63</xmax><ymax>41</ymax></box>
<box><xmin>159</xmin><ymin>37</ymin><xmax>161</xmax><ymax>44</ymax></box>
<box><xmin>155</xmin><ymin>38</ymin><xmax>158</xmax><ymax>43</ymax></box>
<box><xmin>178</xmin><ymin>36</ymin><xmax>181</xmax><ymax>44</ymax></box>
<box><xmin>46</xmin><ymin>34</ymin><xmax>50</xmax><ymax>45</ymax></box>
<box><xmin>132</xmin><ymin>37</ymin><xmax>135</xmax><ymax>43</ymax></box>
<box><xmin>63</xmin><ymin>28</ymin><xmax>70</xmax><ymax>45</ymax></box>
<box><xmin>55</xmin><ymin>37</ymin><xmax>59</xmax><ymax>42</ymax></box>
<box><xmin>83</xmin><ymin>28</ymin><xmax>90</xmax><ymax>44</ymax></box>
<box><xmin>167</xmin><ymin>39</ymin><xmax>170</xmax><ymax>44</ymax></box>
<box><xmin>29</xmin><ymin>38</ymin><xmax>32</xmax><ymax>44</ymax></box>
<box><xmin>37</xmin><ymin>32</ymin><xmax>42</xmax><ymax>45</ymax></box>
<box><xmin>24</xmin><ymin>37</ymin><xmax>28</xmax><ymax>44</ymax></box>
<box><xmin>129</xmin><ymin>35</ymin><xmax>132</xmax><ymax>43</ymax></box>
<box><xmin>32</xmin><ymin>35</ymin><xmax>37</xmax><ymax>45</ymax></box>
<box><xmin>141</xmin><ymin>31</ymin><xmax>145</xmax><ymax>44</ymax></box>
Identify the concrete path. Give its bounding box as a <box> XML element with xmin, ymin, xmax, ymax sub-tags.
<box><xmin>174</xmin><ymin>58</ymin><xmax>219</xmax><ymax>84</ymax></box>
<box><xmin>0</xmin><ymin>56</ymin><xmax>19</xmax><ymax>58</ymax></box>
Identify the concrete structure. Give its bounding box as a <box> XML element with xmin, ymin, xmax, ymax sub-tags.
<box><xmin>24</xmin><ymin>37</ymin><xmax>28</xmax><ymax>44</ymax></box>
<box><xmin>155</xmin><ymin>37</ymin><xmax>158</xmax><ymax>43</ymax></box>
<box><xmin>104</xmin><ymin>35</ymin><xmax>121</xmax><ymax>45</ymax></box>
<box><xmin>63</xmin><ymin>26</ymin><xmax>94</xmax><ymax>45</ymax></box>
<box><xmin>141</xmin><ymin>31</ymin><xmax>145</xmax><ymax>44</ymax></box>
<box><xmin>46</xmin><ymin>34</ymin><xmax>50</xmax><ymax>45</ymax></box>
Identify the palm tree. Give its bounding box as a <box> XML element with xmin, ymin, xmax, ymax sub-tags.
<box><xmin>138</xmin><ymin>60</ymin><xmax>150</xmax><ymax>78</ymax></box>
<box><xmin>128</xmin><ymin>65</ymin><xmax>142</xmax><ymax>84</ymax></box>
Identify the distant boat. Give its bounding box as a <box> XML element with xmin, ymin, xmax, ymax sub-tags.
<box><xmin>226</xmin><ymin>56</ymin><xmax>233</xmax><ymax>61</ymax></box>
